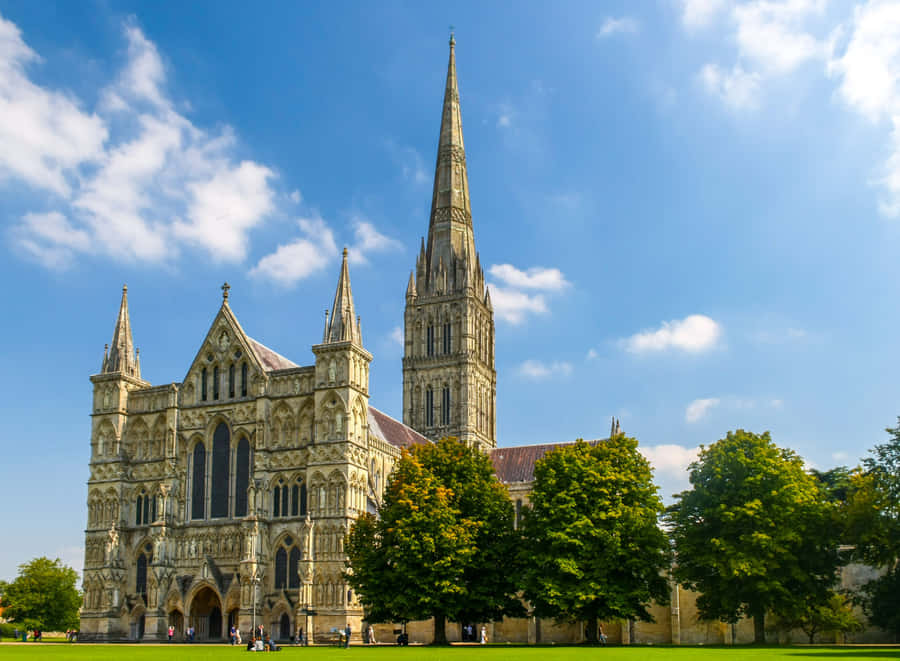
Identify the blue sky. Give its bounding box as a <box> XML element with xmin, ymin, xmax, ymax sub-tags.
<box><xmin>2</xmin><ymin>0</ymin><xmax>900</xmax><ymax>582</ymax></box>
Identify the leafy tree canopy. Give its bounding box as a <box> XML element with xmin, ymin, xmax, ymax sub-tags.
<box><xmin>0</xmin><ymin>557</ymin><xmax>81</xmax><ymax>631</ymax></box>
<box><xmin>666</xmin><ymin>430</ymin><xmax>841</xmax><ymax>643</ymax></box>
<box><xmin>345</xmin><ymin>438</ymin><xmax>522</xmax><ymax>644</ymax></box>
<box><xmin>520</xmin><ymin>437</ymin><xmax>671</xmax><ymax>643</ymax></box>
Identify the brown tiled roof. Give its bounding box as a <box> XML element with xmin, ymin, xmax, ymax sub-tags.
<box><xmin>368</xmin><ymin>406</ymin><xmax>431</xmax><ymax>450</ymax></box>
<box><xmin>247</xmin><ymin>337</ymin><xmax>298</xmax><ymax>371</ymax></box>
<box><xmin>490</xmin><ymin>440</ymin><xmax>605</xmax><ymax>484</ymax></box>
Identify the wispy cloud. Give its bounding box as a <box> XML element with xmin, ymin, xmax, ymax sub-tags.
<box><xmin>249</xmin><ymin>216</ymin><xmax>337</xmax><ymax>286</ymax></box>
<box><xmin>685</xmin><ymin>397</ymin><xmax>720</xmax><ymax>423</ymax></box>
<box><xmin>489</xmin><ymin>264</ymin><xmax>570</xmax><ymax>291</ymax></box>
<box><xmin>700</xmin><ymin>64</ymin><xmax>762</xmax><ymax>110</ymax></box>
<box><xmin>597</xmin><ymin>16</ymin><xmax>640</xmax><ymax>38</ymax></box>
<box><xmin>348</xmin><ymin>216</ymin><xmax>401</xmax><ymax>265</ymax></box>
<box><xmin>390</xmin><ymin>326</ymin><xmax>403</xmax><ymax>345</ymax></box>
<box><xmin>517</xmin><ymin>359</ymin><xmax>573</xmax><ymax>380</ymax></box>
<box><xmin>680</xmin><ymin>0</ymin><xmax>726</xmax><ymax>30</ymax></box>
<box><xmin>622</xmin><ymin>314</ymin><xmax>722</xmax><ymax>354</ymax></box>
<box><xmin>5</xmin><ymin>16</ymin><xmax>279</xmax><ymax>269</ymax></box>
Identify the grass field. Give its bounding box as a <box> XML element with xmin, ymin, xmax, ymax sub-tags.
<box><xmin>0</xmin><ymin>644</ymin><xmax>898</xmax><ymax>661</ymax></box>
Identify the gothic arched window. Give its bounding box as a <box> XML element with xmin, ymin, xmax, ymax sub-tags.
<box><xmin>291</xmin><ymin>483</ymin><xmax>299</xmax><ymax>517</ymax></box>
<box><xmin>234</xmin><ymin>438</ymin><xmax>250</xmax><ymax>517</ymax></box>
<box><xmin>228</xmin><ymin>364</ymin><xmax>235</xmax><ymax>398</ymax></box>
<box><xmin>136</xmin><ymin>553</ymin><xmax>148</xmax><ymax>597</ymax></box>
<box><xmin>289</xmin><ymin>547</ymin><xmax>301</xmax><ymax>589</ymax></box>
<box><xmin>201</xmin><ymin>368</ymin><xmax>208</xmax><ymax>401</ymax></box>
<box><xmin>143</xmin><ymin>492</ymin><xmax>151</xmax><ymax>524</ymax></box>
<box><xmin>427</xmin><ymin>325</ymin><xmax>435</xmax><ymax>356</ymax></box>
<box><xmin>136</xmin><ymin>494</ymin><xmax>143</xmax><ymax>526</ymax></box>
<box><xmin>274</xmin><ymin>547</ymin><xmax>287</xmax><ymax>589</ymax></box>
<box><xmin>299</xmin><ymin>482</ymin><xmax>307</xmax><ymax>516</ymax></box>
<box><xmin>273</xmin><ymin>483</ymin><xmax>282</xmax><ymax>518</ymax></box>
<box><xmin>241</xmin><ymin>362</ymin><xmax>248</xmax><ymax>397</ymax></box>
<box><xmin>425</xmin><ymin>387</ymin><xmax>434</xmax><ymax>427</ymax></box>
<box><xmin>210</xmin><ymin>423</ymin><xmax>230</xmax><ymax>518</ymax></box>
<box><xmin>191</xmin><ymin>442</ymin><xmax>206</xmax><ymax>520</ymax></box>
<box><xmin>443</xmin><ymin>322</ymin><xmax>451</xmax><ymax>354</ymax></box>
<box><xmin>213</xmin><ymin>366</ymin><xmax>220</xmax><ymax>400</ymax></box>
<box><xmin>442</xmin><ymin>386</ymin><xmax>450</xmax><ymax>425</ymax></box>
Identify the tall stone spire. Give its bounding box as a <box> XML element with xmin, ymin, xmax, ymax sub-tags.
<box><xmin>324</xmin><ymin>248</ymin><xmax>362</xmax><ymax>344</ymax></box>
<box><xmin>103</xmin><ymin>285</ymin><xmax>140</xmax><ymax>378</ymax></box>
<box><xmin>420</xmin><ymin>33</ymin><xmax>480</xmax><ymax>296</ymax></box>
<box><xmin>403</xmin><ymin>36</ymin><xmax>496</xmax><ymax>451</ymax></box>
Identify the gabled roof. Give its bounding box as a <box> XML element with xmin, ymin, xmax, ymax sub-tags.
<box><xmin>247</xmin><ymin>337</ymin><xmax>298</xmax><ymax>372</ymax></box>
<box><xmin>490</xmin><ymin>439</ymin><xmax>605</xmax><ymax>484</ymax></box>
<box><xmin>368</xmin><ymin>406</ymin><xmax>430</xmax><ymax>450</ymax></box>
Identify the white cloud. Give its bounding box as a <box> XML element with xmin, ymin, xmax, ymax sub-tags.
<box><xmin>586</xmin><ymin>348</ymin><xmax>599</xmax><ymax>360</ymax></box>
<box><xmin>733</xmin><ymin>0</ymin><xmax>828</xmax><ymax>75</ymax></box>
<box><xmin>497</xmin><ymin>113</ymin><xmax>511</xmax><ymax>128</ymax></box>
<box><xmin>489</xmin><ymin>264</ymin><xmax>570</xmax><ymax>291</ymax></box>
<box><xmin>390</xmin><ymin>326</ymin><xmax>403</xmax><ymax>345</ymax></box>
<box><xmin>828</xmin><ymin>1</ymin><xmax>900</xmax><ymax>217</ymax></box>
<box><xmin>348</xmin><ymin>217</ymin><xmax>401</xmax><ymax>265</ymax></box>
<box><xmin>517</xmin><ymin>359</ymin><xmax>573</xmax><ymax>380</ymax></box>
<box><xmin>487</xmin><ymin>284</ymin><xmax>548</xmax><ymax>324</ymax></box>
<box><xmin>639</xmin><ymin>444</ymin><xmax>699</xmax><ymax>478</ymax></box>
<box><xmin>290</xmin><ymin>189</ymin><xmax>302</xmax><ymax>203</ymax></box>
<box><xmin>685</xmin><ymin>397</ymin><xmax>720</xmax><ymax>422</ymax></box>
<box><xmin>597</xmin><ymin>16</ymin><xmax>639</xmax><ymax>38</ymax></box>
<box><xmin>623</xmin><ymin>314</ymin><xmax>722</xmax><ymax>354</ymax></box>
<box><xmin>5</xmin><ymin>16</ymin><xmax>281</xmax><ymax>268</ymax></box>
<box><xmin>681</xmin><ymin>0</ymin><xmax>726</xmax><ymax>29</ymax></box>
<box><xmin>639</xmin><ymin>444</ymin><xmax>699</xmax><ymax>499</ymax></box>
<box><xmin>250</xmin><ymin>216</ymin><xmax>337</xmax><ymax>286</ymax></box>
<box><xmin>0</xmin><ymin>14</ymin><xmax>108</xmax><ymax>196</ymax></box>
<box><xmin>700</xmin><ymin>64</ymin><xmax>762</xmax><ymax>110</ymax></box>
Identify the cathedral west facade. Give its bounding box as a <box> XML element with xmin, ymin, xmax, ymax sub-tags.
<box><xmin>79</xmin><ymin>35</ymin><xmax>494</xmax><ymax>643</ymax></box>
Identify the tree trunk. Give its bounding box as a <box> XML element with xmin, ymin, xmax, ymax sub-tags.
<box><xmin>753</xmin><ymin>609</ymin><xmax>766</xmax><ymax>644</ymax></box>
<box><xmin>585</xmin><ymin>615</ymin><xmax>598</xmax><ymax>644</ymax></box>
<box><xmin>432</xmin><ymin>613</ymin><xmax>448</xmax><ymax>645</ymax></box>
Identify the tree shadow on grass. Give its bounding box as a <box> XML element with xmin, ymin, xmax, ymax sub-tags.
<box><xmin>785</xmin><ymin>652</ymin><xmax>900</xmax><ymax>658</ymax></box>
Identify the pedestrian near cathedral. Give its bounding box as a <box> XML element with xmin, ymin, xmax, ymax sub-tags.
<box><xmin>480</xmin><ymin>625</ymin><xmax>487</xmax><ymax>645</ymax></box>
<box><xmin>367</xmin><ymin>624</ymin><xmax>375</xmax><ymax>645</ymax></box>
<box><xmin>345</xmin><ymin>623</ymin><xmax>351</xmax><ymax>648</ymax></box>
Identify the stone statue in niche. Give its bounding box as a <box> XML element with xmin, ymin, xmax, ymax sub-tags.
<box><xmin>105</xmin><ymin>522</ymin><xmax>120</xmax><ymax>564</ymax></box>
<box><xmin>328</xmin><ymin>360</ymin><xmax>336</xmax><ymax>382</ymax></box>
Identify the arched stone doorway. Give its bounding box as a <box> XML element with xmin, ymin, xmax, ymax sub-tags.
<box><xmin>189</xmin><ymin>586</ymin><xmax>224</xmax><ymax>641</ymax></box>
<box><xmin>279</xmin><ymin>613</ymin><xmax>291</xmax><ymax>640</ymax></box>
<box><xmin>168</xmin><ymin>610</ymin><xmax>184</xmax><ymax>640</ymax></box>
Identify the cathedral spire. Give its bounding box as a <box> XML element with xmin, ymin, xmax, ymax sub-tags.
<box><xmin>324</xmin><ymin>247</ymin><xmax>362</xmax><ymax>345</ymax></box>
<box><xmin>103</xmin><ymin>285</ymin><xmax>140</xmax><ymax>378</ymax></box>
<box><xmin>423</xmin><ymin>34</ymin><xmax>477</xmax><ymax>293</ymax></box>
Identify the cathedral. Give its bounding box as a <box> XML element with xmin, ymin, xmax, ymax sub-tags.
<box><xmin>80</xmin><ymin>37</ymin><xmax>886</xmax><ymax>646</ymax></box>
<box><xmin>79</xmin><ymin>35</ymin><xmax>499</xmax><ymax>643</ymax></box>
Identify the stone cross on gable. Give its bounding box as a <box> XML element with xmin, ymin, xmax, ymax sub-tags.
<box><xmin>221</xmin><ymin>282</ymin><xmax>230</xmax><ymax>302</ymax></box>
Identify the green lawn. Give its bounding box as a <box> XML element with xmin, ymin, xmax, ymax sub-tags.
<box><xmin>0</xmin><ymin>645</ymin><xmax>898</xmax><ymax>661</ymax></box>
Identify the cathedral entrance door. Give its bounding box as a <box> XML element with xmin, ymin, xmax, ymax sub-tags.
<box><xmin>279</xmin><ymin>613</ymin><xmax>291</xmax><ymax>640</ymax></box>
<box><xmin>189</xmin><ymin>587</ymin><xmax>223</xmax><ymax>640</ymax></box>
<box><xmin>209</xmin><ymin>607</ymin><xmax>222</xmax><ymax>640</ymax></box>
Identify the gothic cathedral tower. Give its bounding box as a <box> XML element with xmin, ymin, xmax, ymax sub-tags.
<box><xmin>403</xmin><ymin>36</ymin><xmax>496</xmax><ymax>451</ymax></box>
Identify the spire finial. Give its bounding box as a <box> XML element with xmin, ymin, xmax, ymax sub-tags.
<box><xmin>221</xmin><ymin>282</ymin><xmax>230</xmax><ymax>302</ymax></box>
<box><xmin>123</xmin><ymin>284</ymin><xmax>128</xmax><ymax>293</ymax></box>
<box><xmin>449</xmin><ymin>26</ymin><xmax>455</xmax><ymax>47</ymax></box>
<box><xmin>343</xmin><ymin>246</ymin><xmax>348</xmax><ymax>259</ymax></box>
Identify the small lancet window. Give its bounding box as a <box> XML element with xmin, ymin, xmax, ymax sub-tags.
<box><xmin>201</xmin><ymin>368</ymin><xmax>208</xmax><ymax>401</ymax></box>
<box><xmin>442</xmin><ymin>386</ymin><xmax>450</xmax><ymax>425</ymax></box>
<box><xmin>213</xmin><ymin>366</ymin><xmax>220</xmax><ymax>400</ymax></box>
<box><xmin>241</xmin><ymin>363</ymin><xmax>248</xmax><ymax>397</ymax></box>
<box><xmin>426</xmin><ymin>387</ymin><xmax>434</xmax><ymax>427</ymax></box>
<box><xmin>229</xmin><ymin>364</ymin><xmax>235</xmax><ymax>399</ymax></box>
<box><xmin>443</xmin><ymin>322</ymin><xmax>451</xmax><ymax>354</ymax></box>
<box><xmin>427</xmin><ymin>325</ymin><xmax>435</xmax><ymax>356</ymax></box>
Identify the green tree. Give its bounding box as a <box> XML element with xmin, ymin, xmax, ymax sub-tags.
<box><xmin>666</xmin><ymin>430</ymin><xmax>842</xmax><ymax>643</ymax></box>
<box><xmin>345</xmin><ymin>438</ymin><xmax>520</xmax><ymax>644</ymax></box>
<box><xmin>773</xmin><ymin>591</ymin><xmax>862</xmax><ymax>643</ymax></box>
<box><xmin>0</xmin><ymin>557</ymin><xmax>81</xmax><ymax>631</ymax></box>
<box><xmin>520</xmin><ymin>437</ymin><xmax>671</xmax><ymax>643</ymax></box>
<box><xmin>846</xmin><ymin>420</ymin><xmax>900</xmax><ymax>638</ymax></box>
